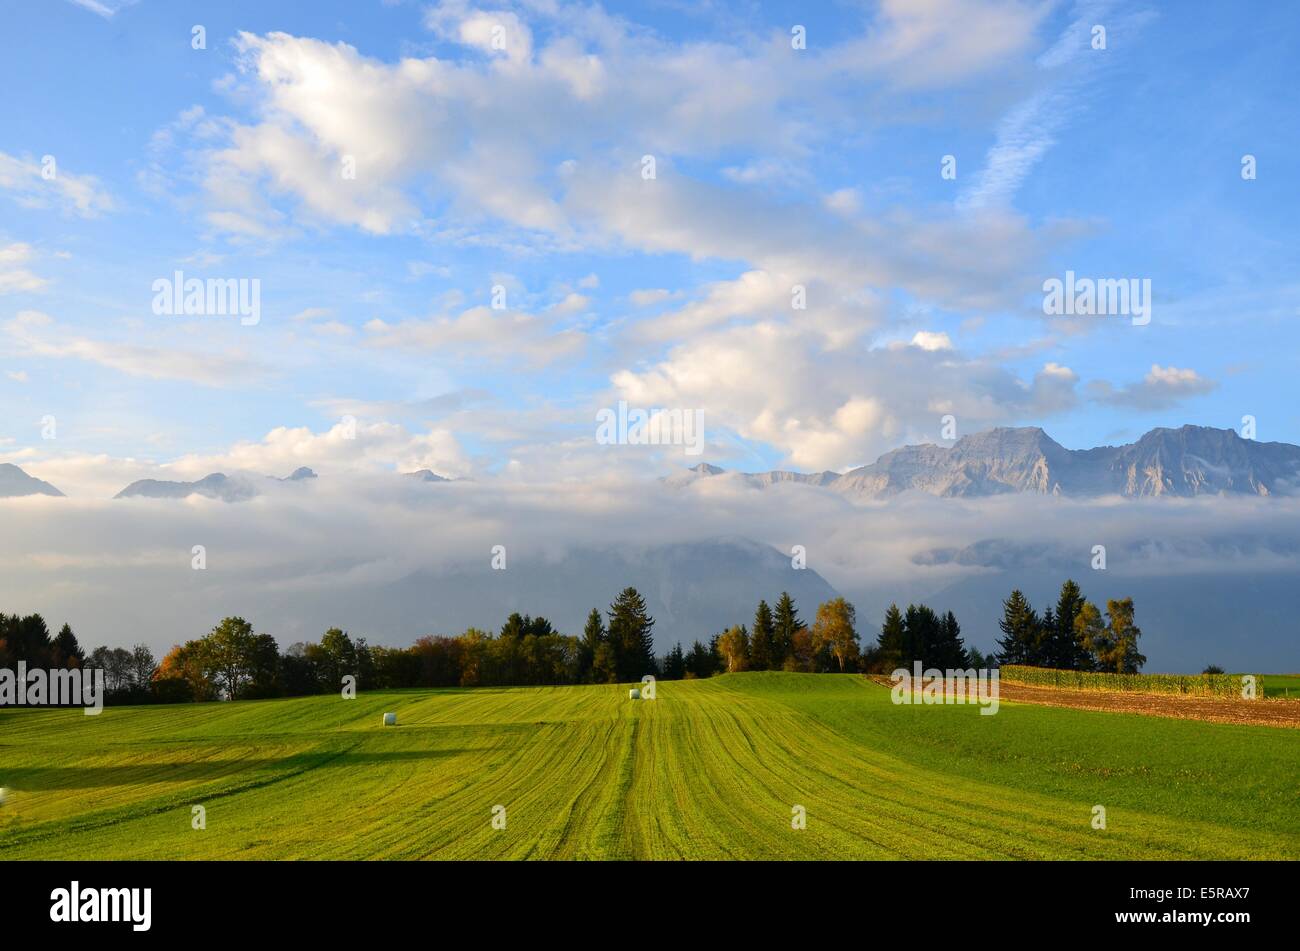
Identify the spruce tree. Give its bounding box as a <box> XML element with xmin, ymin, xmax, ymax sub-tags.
<box><xmin>51</xmin><ymin>623</ymin><xmax>85</xmax><ymax>669</ymax></box>
<box><xmin>903</xmin><ymin>604</ymin><xmax>943</xmax><ymax>666</ymax></box>
<box><xmin>685</xmin><ymin>640</ymin><xmax>715</xmax><ymax>678</ymax></box>
<box><xmin>876</xmin><ymin>603</ymin><xmax>906</xmax><ymax>671</ymax></box>
<box><xmin>607</xmin><ymin>587</ymin><xmax>656</xmax><ymax>681</ymax></box>
<box><xmin>580</xmin><ymin>608</ymin><xmax>605</xmax><ymax>682</ymax></box>
<box><xmin>661</xmin><ymin>643</ymin><xmax>686</xmax><ymax>680</ymax></box>
<box><xmin>935</xmin><ymin>610</ymin><xmax>970</xmax><ymax>669</ymax></box>
<box><xmin>1050</xmin><ymin>579</ymin><xmax>1089</xmax><ymax>670</ymax></box>
<box><xmin>995</xmin><ymin>590</ymin><xmax>1042</xmax><ymax>665</ymax></box>
<box><xmin>750</xmin><ymin>600</ymin><xmax>775</xmax><ymax>671</ymax></box>
<box><xmin>772</xmin><ymin>592</ymin><xmax>801</xmax><ymax>668</ymax></box>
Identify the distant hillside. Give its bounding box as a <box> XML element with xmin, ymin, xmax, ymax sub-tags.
<box><xmin>115</xmin><ymin>468</ymin><xmax>318</xmax><ymax>501</ymax></box>
<box><xmin>255</xmin><ymin>538</ymin><xmax>839</xmax><ymax>653</ymax></box>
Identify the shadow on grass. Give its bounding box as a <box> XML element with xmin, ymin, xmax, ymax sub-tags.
<box><xmin>0</xmin><ymin>747</ymin><xmax>472</xmax><ymax>791</ymax></box>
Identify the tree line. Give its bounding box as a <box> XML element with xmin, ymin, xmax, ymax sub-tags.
<box><xmin>0</xmin><ymin>612</ymin><xmax>160</xmax><ymax>701</ymax></box>
<box><xmin>993</xmin><ymin>580</ymin><xmax>1146</xmax><ymax>674</ymax></box>
<box><xmin>0</xmin><ymin>578</ymin><xmax>1146</xmax><ymax>705</ymax></box>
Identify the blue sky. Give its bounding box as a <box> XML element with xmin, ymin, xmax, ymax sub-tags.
<box><xmin>3</xmin><ymin>0</ymin><xmax>1299</xmax><ymax>496</ymax></box>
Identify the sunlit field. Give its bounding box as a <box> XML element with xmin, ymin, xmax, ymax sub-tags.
<box><xmin>1</xmin><ymin>673</ymin><xmax>1296</xmax><ymax>860</ymax></box>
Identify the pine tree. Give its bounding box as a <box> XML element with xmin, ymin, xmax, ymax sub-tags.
<box><xmin>51</xmin><ymin>623</ymin><xmax>85</xmax><ymax>669</ymax></box>
<box><xmin>750</xmin><ymin>600</ymin><xmax>775</xmax><ymax>671</ymax></box>
<box><xmin>607</xmin><ymin>587</ymin><xmax>656</xmax><ymax>682</ymax></box>
<box><xmin>9</xmin><ymin>613</ymin><xmax>53</xmax><ymax>665</ymax></box>
<box><xmin>876</xmin><ymin>603</ymin><xmax>906</xmax><ymax>671</ymax></box>
<box><xmin>902</xmin><ymin>604</ymin><xmax>941</xmax><ymax>666</ymax></box>
<box><xmin>935</xmin><ymin>610</ymin><xmax>970</xmax><ymax>669</ymax></box>
<box><xmin>660</xmin><ymin>643</ymin><xmax>686</xmax><ymax>680</ymax></box>
<box><xmin>579</xmin><ymin>608</ymin><xmax>605</xmax><ymax>682</ymax></box>
<box><xmin>1050</xmin><ymin>579</ymin><xmax>1089</xmax><ymax>669</ymax></box>
<box><xmin>500</xmin><ymin>612</ymin><xmax>527</xmax><ymax>641</ymax></box>
<box><xmin>685</xmin><ymin>640</ymin><xmax>716</xmax><ymax>678</ymax></box>
<box><xmin>772</xmin><ymin>592</ymin><xmax>801</xmax><ymax>668</ymax></box>
<box><xmin>995</xmin><ymin>590</ymin><xmax>1042</xmax><ymax>665</ymax></box>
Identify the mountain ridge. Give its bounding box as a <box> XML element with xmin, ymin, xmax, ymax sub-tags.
<box><xmin>667</xmin><ymin>425</ymin><xmax>1300</xmax><ymax>499</ymax></box>
<box><xmin>0</xmin><ymin>462</ymin><xmax>65</xmax><ymax>498</ymax></box>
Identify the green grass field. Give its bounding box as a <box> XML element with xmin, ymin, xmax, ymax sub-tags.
<box><xmin>1261</xmin><ymin>674</ymin><xmax>1300</xmax><ymax>699</ymax></box>
<box><xmin>1</xmin><ymin>672</ymin><xmax>1296</xmax><ymax>860</ymax></box>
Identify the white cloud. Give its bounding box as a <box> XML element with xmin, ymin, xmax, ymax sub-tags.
<box><xmin>3</xmin><ymin>310</ymin><xmax>269</xmax><ymax>387</ymax></box>
<box><xmin>909</xmin><ymin>330</ymin><xmax>954</xmax><ymax>351</ymax></box>
<box><xmin>0</xmin><ymin>243</ymin><xmax>49</xmax><ymax>294</ymax></box>
<box><xmin>5</xmin><ymin>419</ymin><xmax>470</xmax><ymax>499</ymax></box>
<box><xmin>837</xmin><ymin>0</ymin><xmax>1053</xmax><ymax>89</ymax></box>
<box><xmin>1088</xmin><ymin>364</ymin><xmax>1216</xmax><ymax>410</ymax></box>
<box><xmin>613</xmin><ymin>322</ymin><xmax>1078</xmax><ymax>470</ymax></box>
<box><xmin>3</xmin><ymin>464</ymin><xmax>1296</xmax><ymax>672</ymax></box>
<box><xmin>958</xmin><ymin>1</ymin><xmax>1155</xmax><ymax>211</ymax></box>
<box><xmin>65</xmin><ymin>0</ymin><xmax>137</xmax><ymax>19</ymax></box>
<box><xmin>0</xmin><ymin>152</ymin><xmax>114</xmax><ymax>217</ymax></box>
<box><xmin>547</xmin><ymin>292</ymin><xmax>590</xmax><ymax>316</ymax></box>
<box><xmin>628</xmin><ymin>288</ymin><xmax>676</xmax><ymax>307</ymax></box>
<box><xmin>363</xmin><ymin>304</ymin><xmax>584</xmax><ymax>366</ymax></box>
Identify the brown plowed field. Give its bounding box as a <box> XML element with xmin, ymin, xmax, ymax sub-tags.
<box><xmin>869</xmin><ymin>675</ymin><xmax>1300</xmax><ymax>728</ymax></box>
<box><xmin>998</xmin><ymin>681</ymin><xmax>1300</xmax><ymax>728</ymax></box>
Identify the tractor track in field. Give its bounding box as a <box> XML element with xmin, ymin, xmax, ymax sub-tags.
<box><xmin>888</xmin><ymin>677</ymin><xmax>1300</xmax><ymax>728</ymax></box>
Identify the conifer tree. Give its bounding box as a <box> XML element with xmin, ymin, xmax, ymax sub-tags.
<box><xmin>772</xmin><ymin>592</ymin><xmax>801</xmax><ymax>668</ymax></box>
<box><xmin>51</xmin><ymin>623</ymin><xmax>85</xmax><ymax>669</ymax></box>
<box><xmin>750</xmin><ymin>600</ymin><xmax>775</xmax><ymax>671</ymax></box>
<box><xmin>579</xmin><ymin>608</ymin><xmax>605</xmax><ymax>682</ymax></box>
<box><xmin>876</xmin><ymin>603</ymin><xmax>906</xmax><ymax>671</ymax></box>
<box><xmin>935</xmin><ymin>610</ymin><xmax>970</xmax><ymax>669</ymax></box>
<box><xmin>607</xmin><ymin>587</ymin><xmax>656</xmax><ymax>681</ymax></box>
<box><xmin>995</xmin><ymin>590</ymin><xmax>1042</xmax><ymax>665</ymax></box>
<box><xmin>1050</xmin><ymin>579</ymin><xmax>1089</xmax><ymax>669</ymax></box>
<box><xmin>661</xmin><ymin>643</ymin><xmax>686</xmax><ymax>680</ymax></box>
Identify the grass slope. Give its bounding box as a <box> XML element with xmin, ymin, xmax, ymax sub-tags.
<box><xmin>0</xmin><ymin>673</ymin><xmax>1296</xmax><ymax>860</ymax></box>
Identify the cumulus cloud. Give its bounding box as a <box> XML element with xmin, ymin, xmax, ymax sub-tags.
<box><xmin>909</xmin><ymin>331</ymin><xmax>954</xmax><ymax>351</ymax></box>
<box><xmin>1087</xmin><ymin>364</ymin><xmax>1217</xmax><ymax>410</ymax></box>
<box><xmin>160</xmin><ymin>10</ymin><xmax>1064</xmax><ymax>265</ymax></box>
<box><xmin>7</xmin><ymin>419</ymin><xmax>470</xmax><ymax>499</ymax></box>
<box><xmin>613</xmin><ymin>322</ymin><xmax>1079</xmax><ymax>470</ymax></box>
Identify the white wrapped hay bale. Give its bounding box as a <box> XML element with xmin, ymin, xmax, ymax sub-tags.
<box><xmin>382</xmin><ymin>712</ymin><xmax>397</xmax><ymax>726</ymax></box>
<box><xmin>629</xmin><ymin>688</ymin><xmax>641</xmax><ymax>700</ymax></box>
<box><xmin>0</xmin><ymin>787</ymin><xmax>7</xmax><ymax>805</ymax></box>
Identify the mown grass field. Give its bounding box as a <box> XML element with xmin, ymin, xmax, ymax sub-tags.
<box><xmin>1</xmin><ymin>672</ymin><xmax>1296</xmax><ymax>860</ymax></box>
